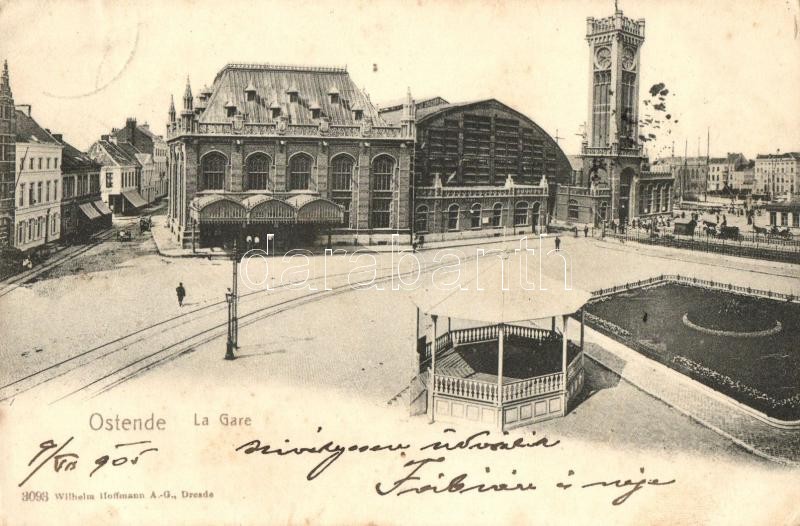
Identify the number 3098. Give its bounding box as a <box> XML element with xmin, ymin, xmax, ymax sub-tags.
<box><xmin>21</xmin><ymin>491</ymin><xmax>49</xmax><ymax>502</ymax></box>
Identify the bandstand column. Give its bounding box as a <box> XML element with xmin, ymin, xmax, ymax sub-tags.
<box><xmin>562</xmin><ymin>314</ymin><xmax>569</xmax><ymax>416</ymax></box>
<box><xmin>415</xmin><ymin>307</ymin><xmax>420</xmax><ymax>374</ymax></box>
<box><xmin>551</xmin><ymin>316</ymin><xmax>556</xmax><ymax>332</ymax></box>
<box><xmin>429</xmin><ymin>314</ymin><xmax>438</xmax><ymax>423</ymax></box>
<box><xmin>497</xmin><ymin>324</ymin><xmax>505</xmax><ymax>425</ymax></box>
<box><xmin>580</xmin><ymin>309</ymin><xmax>585</xmax><ymax>369</ymax></box>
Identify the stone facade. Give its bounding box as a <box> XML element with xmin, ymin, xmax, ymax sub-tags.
<box><xmin>0</xmin><ymin>61</ymin><xmax>15</xmax><ymax>248</ymax></box>
<box><xmin>167</xmin><ymin>64</ymin><xmax>413</xmax><ymax>249</ymax></box>
<box><xmin>13</xmin><ymin>106</ymin><xmax>63</xmax><ymax>253</ymax></box>
<box><xmin>556</xmin><ymin>7</ymin><xmax>674</xmax><ymax>225</ymax></box>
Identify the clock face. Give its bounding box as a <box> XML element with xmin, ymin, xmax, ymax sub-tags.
<box><xmin>595</xmin><ymin>47</ymin><xmax>612</xmax><ymax>70</ymax></box>
<box><xmin>622</xmin><ymin>47</ymin><xmax>636</xmax><ymax>70</ymax></box>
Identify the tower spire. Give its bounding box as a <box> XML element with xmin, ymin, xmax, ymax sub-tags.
<box><xmin>168</xmin><ymin>94</ymin><xmax>176</xmax><ymax>122</ymax></box>
<box><xmin>183</xmin><ymin>76</ymin><xmax>193</xmax><ymax>111</ymax></box>
<box><xmin>0</xmin><ymin>60</ymin><xmax>11</xmax><ymax>98</ymax></box>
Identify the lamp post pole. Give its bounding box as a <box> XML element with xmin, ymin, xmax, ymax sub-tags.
<box><xmin>225</xmin><ymin>239</ymin><xmax>239</xmax><ymax>360</ymax></box>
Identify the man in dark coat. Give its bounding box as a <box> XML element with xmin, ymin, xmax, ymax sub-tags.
<box><xmin>176</xmin><ymin>282</ymin><xmax>186</xmax><ymax>307</ymax></box>
<box><xmin>555</xmin><ymin>236</ymin><xmax>561</xmax><ymax>251</ymax></box>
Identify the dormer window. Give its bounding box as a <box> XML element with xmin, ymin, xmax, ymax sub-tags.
<box><xmin>353</xmin><ymin>109</ymin><xmax>363</xmax><ymax>121</ymax></box>
<box><xmin>328</xmin><ymin>86</ymin><xmax>340</xmax><ymax>104</ymax></box>
<box><xmin>287</xmin><ymin>85</ymin><xmax>299</xmax><ymax>103</ymax></box>
<box><xmin>270</xmin><ymin>101</ymin><xmax>281</xmax><ymax>119</ymax></box>
<box><xmin>310</xmin><ymin>101</ymin><xmax>321</xmax><ymax>119</ymax></box>
<box><xmin>244</xmin><ymin>81</ymin><xmax>257</xmax><ymax>102</ymax></box>
<box><xmin>225</xmin><ymin>100</ymin><xmax>237</xmax><ymax>118</ymax></box>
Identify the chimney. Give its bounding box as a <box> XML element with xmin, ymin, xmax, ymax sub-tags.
<box><xmin>101</xmin><ymin>134</ymin><xmax>110</xmax><ymax>141</ymax></box>
<box><xmin>15</xmin><ymin>103</ymin><xmax>31</xmax><ymax>117</ymax></box>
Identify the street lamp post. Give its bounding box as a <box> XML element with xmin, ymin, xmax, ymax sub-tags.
<box><xmin>225</xmin><ymin>239</ymin><xmax>239</xmax><ymax>361</ymax></box>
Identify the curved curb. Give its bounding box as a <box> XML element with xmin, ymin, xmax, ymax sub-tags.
<box><xmin>682</xmin><ymin>313</ymin><xmax>783</xmax><ymax>338</ymax></box>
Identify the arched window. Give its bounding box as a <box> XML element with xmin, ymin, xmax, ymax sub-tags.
<box><xmin>470</xmin><ymin>203</ymin><xmax>482</xmax><ymax>229</ymax></box>
<box><xmin>370</xmin><ymin>155</ymin><xmax>394</xmax><ymax>228</ymax></box>
<box><xmin>330</xmin><ymin>155</ymin><xmax>353</xmax><ymax>192</ymax></box>
<box><xmin>515</xmin><ymin>201</ymin><xmax>529</xmax><ymax>226</ymax></box>
<box><xmin>415</xmin><ymin>205</ymin><xmax>429</xmax><ymax>233</ymax></box>
<box><xmin>289</xmin><ymin>154</ymin><xmax>313</xmax><ymax>191</ymax></box>
<box><xmin>201</xmin><ymin>153</ymin><xmax>226</xmax><ymax>190</ymax></box>
<box><xmin>491</xmin><ymin>203</ymin><xmax>503</xmax><ymax>227</ymax></box>
<box><xmin>447</xmin><ymin>204</ymin><xmax>460</xmax><ymax>230</ymax></box>
<box><xmin>245</xmin><ymin>154</ymin><xmax>270</xmax><ymax>191</ymax></box>
<box><xmin>17</xmin><ymin>222</ymin><xmax>23</xmax><ymax>244</ymax></box>
<box><xmin>567</xmin><ymin>199</ymin><xmax>579</xmax><ymax>221</ymax></box>
<box><xmin>27</xmin><ymin>219</ymin><xmax>34</xmax><ymax>240</ymax></box>
<box><xmin>531</xmin><ymin>202</ymin><xmax>541</xmax><ymax>227</ymax></box>
<box><xmin>599</xmin><ymin>201</ymin><xmax>608</xmax><ymax>221</ymax></box>
<box><xmin>330</xmin><ymin>155</ymin><xmax>354</xmax><ymax>227</ymax></box>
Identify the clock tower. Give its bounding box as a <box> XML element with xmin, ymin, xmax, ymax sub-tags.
<box><xmin>582</xmin><ymin>8</ymin><xmax>646</xmax><ymax>223</ymax></box>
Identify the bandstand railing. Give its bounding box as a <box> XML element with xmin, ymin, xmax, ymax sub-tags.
<box><xmin>501</xmin><ymin>372</ymin><xmax>563</xmax><ymax>402</ymax></box>
<box><xmin>434</xmin><ymin>375</ymin><xmax>499</xmax><ymax>403</ymax></box>
<box><xmin>448</xmin><ymin>324</ymin><xmax>557</xmax><ymax>347</ymax></box>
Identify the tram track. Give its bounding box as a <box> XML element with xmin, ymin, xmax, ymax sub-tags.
<box><xmin>1</xmin><ymin>249</ymin><xmax>486</xmax><ymax>405</ymax></box>
<box><xmin>0</xmin><ymin>228</ymin><xmax>118</xmax><ymax>298</ymax></box>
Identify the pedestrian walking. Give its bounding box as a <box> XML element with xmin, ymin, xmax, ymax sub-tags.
<box><xmin>176</xmin><ymin>282</ymin><xmax>186</xmax><ymax>307</ymax></box>
<box><xmin>555</xmin><ymin>236</ymin><xmax>561</xmax><ymax>251</ymax></box>
<box><xmin>584</xmin><ymin>225</ymin><xmax>589</xmax><ymax>237</ymax></box>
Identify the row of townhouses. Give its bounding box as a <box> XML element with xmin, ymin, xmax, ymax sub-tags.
<box><xmin>0</xmin><ymin>60</ymin><xmax>170</xmax><ymax>259</ymax></box>
<box><xmin>651</xmin><ymin>151</ymin><xmax>799</xmax><ymax>200</ymax></box>
<box><xmin>0</xmin><ymin>62</ymin><xmax>111</xmax><ymax>257</ymax></box>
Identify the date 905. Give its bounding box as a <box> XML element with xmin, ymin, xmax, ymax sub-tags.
<box><xmin>21</xmin><ymin>491</ymin><xmax>49</xmax><ymax>502</ymax></box>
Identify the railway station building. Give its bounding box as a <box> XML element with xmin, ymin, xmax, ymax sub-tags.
<box><xmin>380</xmin><ymin>98</ymin><xmax>572</xmax><ymax>242</ymax></box>
<box><xmin>165</xmin><ymin>63</ymin><xmax>414</xmax><ymax>250</ymax></box>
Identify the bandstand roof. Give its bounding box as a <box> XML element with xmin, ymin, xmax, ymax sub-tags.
<box><xmin>412</xmin><ymin>253</ymin><xmax>592</xmax><ymax>324</ymax></box>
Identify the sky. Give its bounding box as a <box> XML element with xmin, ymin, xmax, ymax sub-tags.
<box><xmin>0</xmin><ymin>0</ymin><xmax>798</xmax><ymax>159</ymax></box>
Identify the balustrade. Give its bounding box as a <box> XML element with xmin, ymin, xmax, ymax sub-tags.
<box><xmin>434</xmin><ymin>371</ymin><xmax>565</xmax><ymax>404</ymax></box>
<box><xmin>502</xmin><ymin>373</ymin><xmax>563</xmax><ymax>402</ymax></box>
<box><xmin>434</xmin><ymin>375</ymin><xmax>498</xmax><ymax>403</ymax></box>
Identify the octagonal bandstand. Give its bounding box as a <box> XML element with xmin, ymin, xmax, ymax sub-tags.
<box><xmin>412</xmin><ymin>253</ymin><xmax>591</xmax><ymax>430</ymax></box>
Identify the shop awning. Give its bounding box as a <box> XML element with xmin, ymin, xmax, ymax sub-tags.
<box><xmin>121</xmin><ymin>190</ymin><xmax>148</xmax><ymax>209</ymax></box>
<box><xmin>78</xmin><ymin>202</ymin><xmax>101</xmax><ymax>220</ymax></box>
<box><xmin>92</xmin><ymin>199</ymin><xmax>112</xmax><ymax>216</ymax></box>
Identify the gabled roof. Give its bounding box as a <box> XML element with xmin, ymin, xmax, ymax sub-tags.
<box><xmin>15</xmin><ymin>109</ymin><xmax>59</xmax><ymax>144</ymax></box>
<box><xmin>136</xmin><ymin>125</ymin><xmax>160</xmax><ymax>140</ymax></box>
<box><xmin>95</xmin><ymin>140</ymin><xmax>139</xmax><ymax>166</ymax></box>
<box><xmin>59</xmin><ymin>138</ymin><xmax>101</xmax><ymax>172</ymax></box>
<box><xmin>116</xmin><ymin>141</ymin><xmax>143</xmax><ymax>167</ymax></box>
<box><xmin>197</xmin><ymin>63</ymin><xmax>385</xmax><ymax>125</ymax></box>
